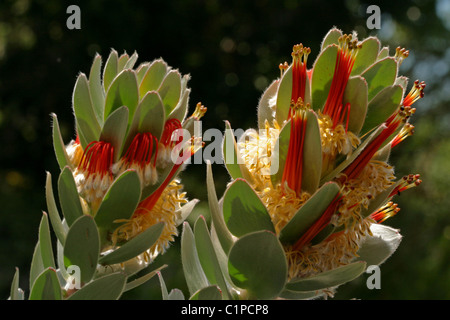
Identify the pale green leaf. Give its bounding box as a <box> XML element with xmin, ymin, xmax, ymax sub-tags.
<box><xmin>103</xmin><ymin>49</ymin><xmax>119</xmax><ymax>92</ymax></box>
<box><xmin>228</xmin><ymin>230</ymin><xmax>287</xmax><ymax>299</ymax></box>
<box><xmin>257</xmin><ymin>79</ymin><xmax>279</xmax><ymax>129</ymax></box>
<box><xmin>206</xmin><ymin>161</ymin><xmax>234</xmax><ymax>254</ymax></box>
<box><xmin>98</xmin><ymin>222</ymin><xmax>164</xmax><ymax>265</ymax></box>
<box><xmin>189</xmin><ymin>285</ymin><xmax>223</xmax><ymax>300</ymax></box>
<box><xmin>67</xmin><ymin>272</ymin><xmax>127</xmax><ymax>300</ymax></box>
<box><xmin>39</xmin><ymin>212</ymin><xmax>56</xmax><ymax>270</ymax></box>
<box><xmin>181</xmin><ymin>222</ymin><xmax>210</xmax><ymax>296</ymax></box>
<box><xmin>351</xmin><ymin>37</ymin><xmax>380</xmax><ymax>75</ymax></box>
<box><xmin>194</xmin><ymin>216</ymin><xmax>231</xmax><ymax>299</ymax></box>
<box><xmin>73</xmin><ymin>73</ymin><xmax>102</xmax><ymax>147</ymax></box>
<box><xmin>51</xmin><ymin>113</ymin><xmax>72</xmax><ymax>170</ymax></box>
<box><xmin>286</xmin><ymin>261</ymin><xmax>367</xmax><ymax>292</ymax></box>
<box><xmin>9</xmin><ymin>268</ymin><xmax>24</xmax><ymax>300</ymax></box>
<box><xmin>361</xmin><ymin>57</ymin><xmax>397</xmax><ymax>101</ymax></box>
<box><xmin>222</xmin><ymin>179</ymin><xmax>274</xmax><ymax>237</ymax></box>
<box><xmin>139</xmin><ymin>59</ymin><xmax>168</xmax><ymax>98</ymax></box>
<box><xmin>63</xmin><ymin>215</ymin><xmax>100</xmax><ymax>283</ymax></box>
<box><xmin>279</xmin><ymin>182</ymin><xmax>340</xmax><ymax>245</ymax></box>
<box><xmin>94</xmin><ymin>170</ymin><xmax>141</xmax><ymax>236</ymax></box>
<box><xmin>29</xmin><ymin>268</ymin><xmax>62</xmax><ymax>300</ymax></box>
<box><xmin>58</xmin><ymin>166</ymin><xmax>83</xmax><ymax>227</ymax></box>
<box><xmin>361</xmin><ymin>85</ymin><xmax>403</xmax><ymax>135</ymax></box>
<box><xmin>104</xmin><ymin>69</ymin><xmax>139</xmax><ymax>126</ymax></box>
<box><xmin>311</xmin><ymin>44</ymin><xmax>338</xmax><ymax>111</ymax></box>
<box><xmin>45</xmin><ymin>171</ymin><xmax>66</xmax><ymax>246</ymax></box>
<box><xmin>100</xmin><ymin>106</ymin><xmax>129</xmax><ymax>161</ymax></box>
<box><xmin>88</xmin><ymin>53</ymin><xmax>105</xmax><ymax>125</ymax></box>
<box><xmin>321</xmin><ymin>28</ymin><xmax>342</xmax><ymax>50</ymax></box>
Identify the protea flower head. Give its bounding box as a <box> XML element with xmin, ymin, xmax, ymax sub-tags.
<box><xmin>190</xmin><ymin>28</ymin><xmax>424</xmax><ymax>300</ymax></box>
<box><xmin>46</xmin><ymin>50</ymin><xmax>205</xmax><ymax>292</ymax></box>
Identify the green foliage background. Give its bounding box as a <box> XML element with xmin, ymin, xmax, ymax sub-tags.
<box><xmin>0</xmin><ymin>0</ymin><xmax>449</xmax><ymax>299</ymax></box>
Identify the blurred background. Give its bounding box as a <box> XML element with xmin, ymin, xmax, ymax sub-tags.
<box><xmin>0</xmin><ymin>0</ymin><xmax>449</xmax><ymax>300</ymax></box>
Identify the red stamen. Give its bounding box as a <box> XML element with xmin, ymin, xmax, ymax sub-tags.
<box><xmin>370</xmin><ymin>201</ymin><xmax>400</xmax><ymax>223</ymax></box>
<box><xmin>403</xmin><ymin>80</ymin><xmax>425</xmax><ymax>107</ymax></box>
<box><xmin>78</xmin><ymin>141</ymin><xmax>114</xmax><ymax>178</ymax></box>
<box><xmin>134</xmin><ymin>137</ymin><xmax>200</xmax><ymax>214</ymax></box>
<box><xmin>290</xmin><ymin>44</ymin><xmax>310</xmax><ymax>119</ymax></box>
<box><xmin>161</xmin><ymin>118</ymin><xmax>183</xmax><ymax>148</ymax></box>
<box><xmin>293</xmin><ymin>193</ymin><xmax>343</xmax><ymax>251</ymax></box>
<box><xmin>282</xmin><ymin>105</ymin><xmax>307</xmax><ymax>197</ymax></box>
<box><xmin>124</xmin><ymin>133</ymin><xmax>159</xmax><ymax>168</ymax></box>
<box><xmin>322</xmin><ymin>35</ymin><xmax>359</xmax><ymax>130</ymax></box>
<box><xmin>342</xmin><ymin>113</ymin><xmax>404</xmax><ymax>181</ymax></box>
<box><xmin>389</xmin><ymin>174</ymin><xmax>421</xmax><ymax>197</ymax></box>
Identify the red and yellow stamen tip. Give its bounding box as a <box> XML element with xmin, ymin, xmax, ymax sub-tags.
<box><xmin>290</xmin><ymin>43</ymin><xmax>311</xmax><ymax>118</ymax></box>
<box><xmin>370</xmin><ymin>201</ymin><xmax>401</xmax><ymax>223</ymax></box>
<box><xmin>322</xmin><ymin>34</ymin><xmax>361</xmax><ymax>131</ymax></box>
<box><xmin>403</xmin><ymin>79</ymin><xmax>426</xmax><ymax>108</ymax></box>
<box><xmin>395</xmin><ymin>47</ymin><xmax>409</xmax><ymax>66</ymax></box>
<box><xmin>282</xmin><ymin>100</ymin><xmax>309</xmax><ymax>197</ymax></box>
<box><xmin>189</xmin><ymin>102</ymin><xmax>207</xmax><ymax>120</ymax></box>
<box><xmin>389</xmin><ymin>174</ymin><xmax>422</xmax><ymax>197</ymax></box>
<box><xmin>342</xmin><ymin>87</ymin><xmax>420</xmax><ymax>182</ymax></box>
<box><xmin>391</xmin><ymin>123</ymin><xmax>415</xmax><ymax>148</ymax></box>
<box><xmin>279</xmin><ymin>61</ymin><xmax>289</xmax><ymax>77</ymax></box>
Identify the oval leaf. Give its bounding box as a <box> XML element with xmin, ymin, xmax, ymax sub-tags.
<box><xmin>63</xmin><ymin>215</ymin><xmax>100</xmax><ymax>283</ymax></box>
<box><xmin>181</xmin><ymin>222</ymin><xmax>210</xmax><ymax>296</ymax></box>
<box><xmin>100</xmin><ymin>106</ymin><xmax>129</xmax><ymax>161</ymax></box>
<box><xmin>103</xmin><ymin>49</ymin><xmax>119</xmax><ymax>92</ymax></box>
<box><xmin>194</xmin><ymin>216</ymin><xmax>231</xmax><ymax>299</ymax></box>
<box><xmin>286</xmin><ymin>261</ymin><xmax>367</xmax><ymax>292</ymax></box>
<box><xmin>228</xmin><ymin>230</ymin><xmax>287</xmax><ymax>299</ymax></box>
<box><xmin>189</xmin><ymin>285</ymin><xmax>223</xmax><ymax>300</ymax></box>
<box><xmin>73</xmin><ymin>73</ymin><xmax>102</xmax><ymax>146</ymax></box>
<box><xmin>51</xmin><ymin>113</ymin><xmax>71</xmax><ymax>170</ymax></box>
<box><xmin>94</xmin><ymin>170</ymin><xmax>141</xmax><ymax>235</ymax></box>
<box><xmin>361</xmin><ymin>57</ymin><xmax>397</xmax><ymax>101</ymax></box>
<box><xmin>343</xmin><ymin>76</ymin><xmax>368</xmax><ymax>135</ymax></box>
<box><xmin>311</xmin><ymin>44</ymin><xmax>338</xmax><ymax>111</ymax></box>
<box><xmin>88</xmin><ymin>53</ymin><xmax>105</xmax><ymax>125</ymax></box>
<box><xmin>351</xmin><ymin>37</ymin><xmax>380</xmax><ymax>76</ymax></box>
<box><xmin>99</xmin><ymin>221</ymin><xmax>164</xmax><ymax>265</ymax></box>
<box><xmin>301</xmin><ymin>110</ymin><xmax>322</xmax><ymax>194</ymax></box>
<box><xmin>39</xmin><ymin>212</ymin><xmax>56</xmax><ymax>270</ymax></box>
<box><xmin>223</xmin><ymin>179</ymin><xmax>274</xmax><ymax>237</ymax></box>
<box><xmin>29</xmin><ymin>268</ymin><xmax>62</xmax><ymax>300</ymax></box>
<box><xmin>67</xmin><ymin>272</ymin><xmax>127</xmax><ymax>300</ymax></box>
<box><xmin>139</xmin><ymin>59</ymin><xmax>168</xmax><ymax>98</ymax></box>
<box><xmin>158</xmin><ymin>70</ymin><xmax>182</xmax><ymax>116</ymax></box>
<box><xmin>321</xmin><ymin>28</ymin><xmax>342</xmax><ymax>50</ymax></box>
<box><xmin>58</xmin><ymin>166</ymin><xmax>84</xmax><ymax>227</ymax></box>
<box><xmin>360</xmin><ymin>85</ymin><xmax>403</xmax><ymax>135</ymax></box>
<box><xmin>104</xmin><ymin>69</ymin><xmax>139</xmax><ymax>125</ymax></box>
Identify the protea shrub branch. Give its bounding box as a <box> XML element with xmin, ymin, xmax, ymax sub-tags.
<box><xmin>181</xmin><ymin>28</ymin><xmax>424</xmax><ymax>300</ymax></box>
<box><xmin>9</xmin><ymin>50</ymin><xmax>205</xmax><ymax>300</ymax></box>
<box><xmin>9</xmin><ymin>27</ymin><xmax>425</xmax><ymax>301</ymax></box>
